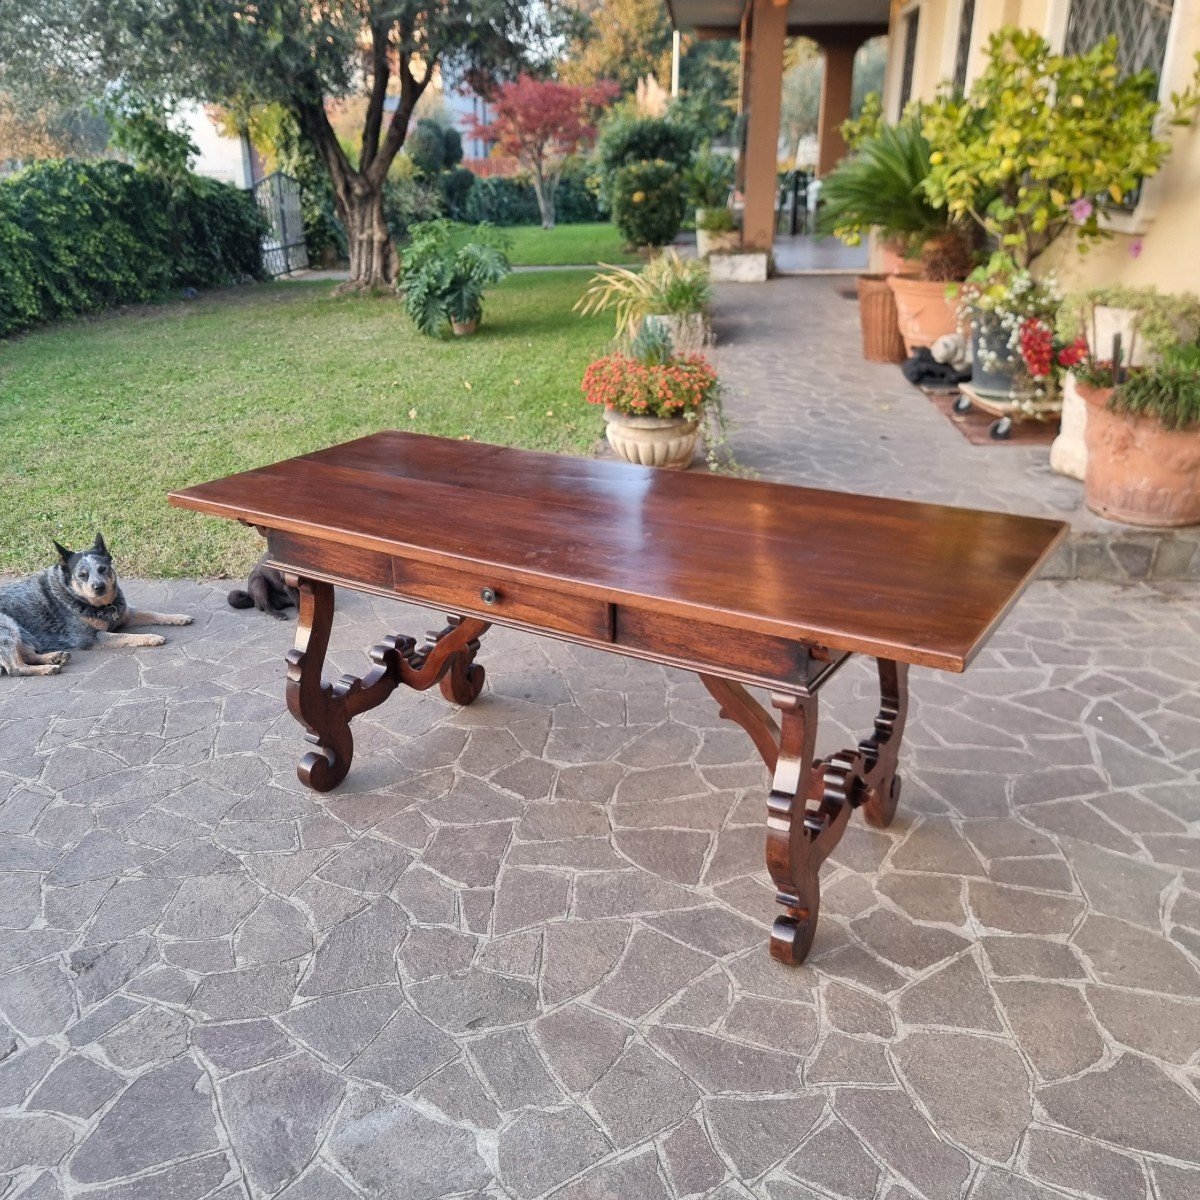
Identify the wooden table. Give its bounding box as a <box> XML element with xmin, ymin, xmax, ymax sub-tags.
<box><xmin>170</xmin><ymin>432</ymin><xmax>1066</xmax><ymax>965</ymax></box>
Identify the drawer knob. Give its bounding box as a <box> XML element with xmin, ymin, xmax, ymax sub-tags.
<box><xmin>480</xmin><ymin>587</ymin><xmax>499</xmax><ymax>606</ymax></box>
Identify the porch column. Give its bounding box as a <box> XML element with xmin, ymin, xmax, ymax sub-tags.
<box><xmin>741</xmin><ymin>0</ymin><xmax>787</xmax><ymax>252</ymax></box>
<box><xmin>815</xmin><ymin>36</ymin><xmax>859</xmax><ymax>176</ymax></box>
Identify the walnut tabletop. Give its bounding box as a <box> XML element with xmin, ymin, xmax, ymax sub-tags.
<box><xmin>170</xmin><ymin>431</ymin><xmax>1066</xmax><ymax>966</ymax></box>
<box><xmin>169</xmin><ymin>430</ymin><xmax>1065</xmax><ymax>673</ymax></box>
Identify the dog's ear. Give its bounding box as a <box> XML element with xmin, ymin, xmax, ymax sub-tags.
<box><xmin>92</xmin><ymin>532</ymin><xmax>109</xmax><ymax>557</ymax></box>
<box><xmin>52</xmin><ymin>539</ymin><xmax>73</xmax><ymax>564</ymax></box>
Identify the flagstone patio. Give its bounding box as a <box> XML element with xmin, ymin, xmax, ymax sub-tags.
<box><xmin>1</xmin><ymin>274</ymin><xmax>1199</xmax><ymax>1199</ymax></box>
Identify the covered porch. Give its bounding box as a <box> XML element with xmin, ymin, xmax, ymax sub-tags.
<box><xmin>667</xmin><ymin>0</ymin><xmax>891</xmax><ymax>256</ymax></box>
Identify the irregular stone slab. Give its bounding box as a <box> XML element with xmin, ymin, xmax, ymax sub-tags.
<box><xmin>788</xmin><ymin>1117</ymin><xmax>881</xmax><ymax>1200</ymax></box>
<box><xmin>0</xmin><ymin>1113</ymin><xmax>74</xmax><ymax>1171</ymax></box>
<box><xmin>0</xmin><ymin>959</ymin><xmax>76</xmax><ymax>1037</ymax></box>
<box><xmin>159</xmin><ymin>873</ymin><xmax>262</xmax><ymax>938</ymax></box>
<box><xmin>1086</xmin><ymin>985</ymin><xmax>1200</xmax><ymax>1064</ymax></box>
<box><xmin>1073</xmin><ymin>914</ymin><xmax>1200</xmax><ymax>996</ymax></box>
<box><xmin>968</xmin><ymin>882</ymin><xmax>1084</xmax><ymax>935</ymax></box>
<box><xmin>298</xmin><ymin>898</ymin><xmax>407</xmax><ymax>997</ymax></box>
<box><xmin>47</xmin><ymin>829</ymin><xmax>152</xmax><ymax>886</ymax></box>
<box><xmin>492</xmin><ymin>866</ymin><xmax>570</xmax><ymax>935</ymax></box>
<box><xmin>836</xmin><ymin>1088</ymin><xmax>972</xmax><ymax>1199</ymax></box>
<box><xmin>409</xmin><ymin>971</ymin><xmax>540</xmax><ymax>1033</ymax></box>
<box><xmin>890</xmin><ymin>821</ymin><xmax>985</xmax><ymax>875</ymax></box>
<box><xmin>541</xmin><ymin>919</ymin><xmax>631</xmax><ymax>1005</ymax></box>
<box><xmin>661</xmin><ymin>1118</ymin><xmax>727</xmax><ymax>1198</ymax></box>
<box><xmin>648</xmin><ymin>1027</ymin><xmax>801</xmax><ymax>1093</ymax></box>
<box><xmin>68</xmin><ymin>937</ymin><xmax>155</xmax><ymax>1008</ymax></box>
<box><xmin>876</xmin><ymin>872</ymin><xmax>966</xmax><ymax>924</ymax></box>
<box><xmin>850</xmin><ymin>909</ymin><xmax>969</xmax><ymax>973</ymax></box>
<box><xmin>825</xmin><ymin>982</ymin><xmax>895</xmax><ymax>1039</ymax></box>
<box><xmin>993</xmin><ymin>981</ymin><xmax>1104</xmax><ymax>1081</ymax></box>
<box><xmin>498</xmin><ymin>1106</ymin><xmax>612</xmax><ymax>1197</ymax></box>
<box><xmin>705</xmin><ymin>1095</ymin><xmax>825</xmax><ymax>1180</ymax></box>
<box><xmin>397</xmin><ymin>925</ymin><xmax>479</xmax><ymax>982</ymax></box>
<box><xmin>414</xmin><ymin>1061</ymin><xmax>501</xmax><ymax>1131</ymax></box>
<box><xmin>274</xmin><ymin>1167</ymin><xmax>360</xmax><ymax>1199</ymax></box>
<box><xmin>809</xmin><ymin>944</ymin><xmax>905</xmax><ymax>996</ymax></box>
<box><xmin>893</xmin><ymin>1030</ymin><xmax>1031</xmax><ymax>1161</ymax></box>
<box><xmin>350</xmin><ymin>1006</ymin><xmax>460</xmax><ymax>1092</ymax></box>
<box><xmin>329</xmin><ymin>1095</ymin><xmax>493</xmax><ymax>1199</ymax></box>
<box><xmin>897</xmin><ymin>953</ymin><xmax>1003</xmax><ymax>1032</ymax></box>
<box><xmin>658</xmin><ymin>970</ymin><xmax>732</xmax><ymax>1028</ymax></box>
<box><xmin>422</xmin><ymin>822</ymin><xmax>513</xmax><ymax>887</ymax></box>
<box><xmin>573</xmin><ymin>870</ymin><xmax>703</xmax><ymax>919</ymax></box>
<box><xmin>87</xmin><ymin>877</ymin><xmax>178</xmax><ymax>941</ymax></box>
<box><xmin>547</xmin><ymin>1146</ymin><xmax>671</xmax><ymax>1200</ymax></box>
<box><xmin>469</xmin><ymin>1026</ymin><xmax>559</xmax><ymax>1110</ymax></box>
<box><xmin>193</xmin><ymin>1018</ymin><xmax>294</xmax><ymax>1075</ymax></box>
<box><xmin>613</xmin><ymin>827</ymin><xmax>711</xmax><ymax>886</ymax></box>
<box><xmin>968</xmin><ymin>1166</ymin><xmax>1070</xmax><ymax>1199</ymax></box>
<box><xmin>1040</xmin><ymin>1054</ymin><xmax>1200</xmax><ymax>1160</ymax></box>
<box><xmin>1060</xmin><ymin>837</ymin><xmax>1174</xmax><ymax>928</ymax></box>
<box><xmin>588</xmin><ymin>1042</ymin><xmax>699</xmax><ymax>1147</ymax></box>
<box><xmin>591</xmin><ymin>927</ymin><xmax>712</xmax><ymax>1019</ymax></box>
<box><xmin>980</xmin><ymin>936</ymin><xmax>1086</xmax><ymax>981</ymax></box>
<box><xmin>1025</xmin><ymin>1126</ymin><xmax>1145</xmax><ymax>1200</ymax></box>
<box><xmin>278</xmin><ymin>985</ymin><xmax>404</xmax><ymax>1067</ymax></box>
<box><xmin>0</xmin><ymin>1042</ymin><xmax>59</xmax><ymax>1108</ymax></box>
<box><xmin>219</xmin><ymin>1052</ymin><xmax>344</xmax><ymax>1194</ymax></box>
<box><xmin>534</xmin><ymin>1003</ymin><xmax>630</xmax><ymax>1093</ymax></box>
<box><xmin>191</xmin><ymin>962</ymin><xmax>299</xmax><ymax>1020</ymax></box>
<box><xmin>234</xmin><ymin>895</ymin><xmax>314</xmax><ymax>963</ymax></box>
<box><xmin>28</xmin><ymin>1053</ymin><xmax>123</xmax><ymax>1119</ymax></box>
<box><xmin>806</xmin><ymin>1033</ymin><xmax>895</xmax><ymax>1086</ymax></box>
<box><xmin>645</xmin><ymin>906</ymin><xmax>766</xmax><ymax>957</ymax></box>
<box><xmin>70</xmin><ymin>1058</ymin><xmax>221</xmax><ymax>1183</ymax></box>
<box><xmin>1154</xmin><ymin>1161</ymin><xmax>1200</xmax><ymax>1200</ymax></box>
<box><xmin>724</xmin><ymin>995</ymin><xmax>819</xmax><ymax>1057</ymax></box>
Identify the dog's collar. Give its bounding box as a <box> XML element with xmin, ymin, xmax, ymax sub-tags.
<box><xmin>52</xmin><ymin>567</ymin><xmax>124</xmax><ymax>622</ymax></box>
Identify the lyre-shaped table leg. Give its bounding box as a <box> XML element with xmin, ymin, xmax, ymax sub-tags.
<box><xmin>700</xmin><ymin>658</ymin><xmax>910</xmax><ymax>965</ymax></box>
<box><xmin>284</xmin><ymin>577</ymin><xmax>489</xmax><ymax>792</ymax></box>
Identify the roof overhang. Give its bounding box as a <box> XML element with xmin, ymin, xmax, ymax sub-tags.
<box><xmin>665</xmin><ymin>0</ymin><xmax>890</xmax><ymax>40</ymax></box>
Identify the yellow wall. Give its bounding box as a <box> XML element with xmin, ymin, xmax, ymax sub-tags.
<box><xmin>883</xmin><ymin>0</ymin><xmax>1200</xmax><ymax>297</ymax></box>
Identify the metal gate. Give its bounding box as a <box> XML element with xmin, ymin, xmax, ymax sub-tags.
<box><xmin>254</xmin><ymin>171</ymin><xmax>309</xmax><ymax>276</ymax></box>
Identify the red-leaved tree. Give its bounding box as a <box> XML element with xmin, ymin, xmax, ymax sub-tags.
<box><xmin>471</xmin><ymin>75</ymin><xmax>619</xmax><ymax>228</ymax></box>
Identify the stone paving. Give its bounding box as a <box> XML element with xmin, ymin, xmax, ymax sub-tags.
<box><xmin>711</xmin><ymin>277</ymin><xmax>1200</xmax><ymax>580</ymax></box>
<box><xmin>1</xmin><ymin>574</ymin><xmax>1198</xmax><ymax>1200</ymax></box>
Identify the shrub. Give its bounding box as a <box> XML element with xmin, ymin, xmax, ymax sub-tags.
<box><xmin>407</xmin><ymin>118</ymin><xmax>462</xmax><ymax>175</ymax></box>
<box><xmin>384</xmin><ymin>176</ymin><xmax>445</xmax><ymax>241</ymax></box>
<box><xmin>0</xmin><ymin>159</ymin><xmax>264</xmax><ymax>337</ymax></box>
<box><xmin>398</xmin><ymin>219</ymin><xmax>511</xmax><ymax>336</ymax></box>
<box><xmin>685</xmin><ymin>147</ymin><xmax>735</xmax><ymax>210</ymax></box>
<box><xmin>575</xmin><ymin>249</ymin><xmax>710</xmax><ymax>336</ymax></box>
<box><xmin>465</xmin><ymin>169</ymin><xmax>606</xmax><ymax>226</ymax></box>
<box><xmin>1109</xmin><ymin>344</ymin><xmax>1200</xmax><ymax>430</ymax></box>
<box><xmin>595</xmin><ymin>115</ymin><xmax>697</xmax><ymax>201</ymax></box>
<box><xmin>437</xmin><ymin>166</ymin><xmax>477</xmax><ymax>221</ymax></box>
<box><xmin>611</xmin><ymin>160</ymin><xmax>685</xmax><ymax>248</ymax></box>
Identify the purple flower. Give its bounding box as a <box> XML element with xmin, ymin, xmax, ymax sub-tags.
<box><xmin>1130</xmin><ymin>237</ymin><xmax>1144</xmax><ymax>258</ymax></box>
<box><xmin>1070</xmin><ymin>197</ymin><xmax>1094</xmax><ymax>221</ymax></box>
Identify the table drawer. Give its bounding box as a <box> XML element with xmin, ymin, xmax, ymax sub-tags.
<box><xmin>391</xmin><ymin>557</ymin><xmax>612</xmax><ymax>642</ymax></box>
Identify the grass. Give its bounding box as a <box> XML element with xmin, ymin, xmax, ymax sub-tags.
<box><xmin>0</xmin><ymin>272</ymin><xmax>616</xmax><ymax>578</ymax></box>
<box><xmin>502</xmin><ymin>223</ymin><xmax>638</xmax><ymax>267</ymax></box>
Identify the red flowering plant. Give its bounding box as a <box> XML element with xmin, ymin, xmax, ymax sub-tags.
<box><xmin>582</xmin><ymin>318</ymin><xmax>737</xmax><ymax>471</ymax></box>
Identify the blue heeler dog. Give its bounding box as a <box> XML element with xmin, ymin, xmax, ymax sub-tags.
<box><xmin>0</xmin><ymin>534</ymin><xmax>193</xmax><ymax>676</ymax></box>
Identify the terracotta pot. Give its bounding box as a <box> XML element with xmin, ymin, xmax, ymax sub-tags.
<box><xmin>887</xmin><ymin>276</ymin><xmax>962</xmax><ymax>353</ymax></box>
<box><xmin>1080</xmin><ymin>382</ymin><xmax>1200</xmax><ymax>527</ymax></box>
<box><xmin>604</xmin><ymin>410</ymin><xmax>699</xmax><ymax>470</ymax></box>
<box><xmin>451</xmin><ymin>318</ymin><xmax>478</xmax><ymax>337</ymax></box>
<box><xmin>856</xmin><ymin>275</ymin><xmax>905</xmax><ymax>364</ymax></box>
<box><xmin>879</xmin><ymin>239</ymin><xmax>920</xmax><ymax>277</ymax></box>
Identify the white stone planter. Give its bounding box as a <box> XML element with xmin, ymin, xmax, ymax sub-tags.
<box><xmin>1050</xmin><ymin>372</ymin><xmax>1088</xmax><ymax>481</ymax></box>
<box><xmin>709</xmin><ymin>252</ymin><xmax>768</xmax><ymax>283</ymax></box>
<box><xmin>603</xmin><ymin>410</ymin><xmax>699</xmax><ymax>469</ymax></box>
<box><xmin>640</xmin><ymin>311</ymin><xmax>710</xmax><ymax>353</ymax></box>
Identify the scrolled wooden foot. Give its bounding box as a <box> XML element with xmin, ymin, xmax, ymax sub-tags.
<box><xmin>437</xmin><ymin>617</ymin><xmax>487</xmax><ymax>705</ymax></box>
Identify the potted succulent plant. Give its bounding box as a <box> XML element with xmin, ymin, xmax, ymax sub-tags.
<box><xmin>574</xmin><ymin>250</ymin><xmax>711</xmax><ymax>350</ymax></box>
<box><xmin>818</xmin><ymin>117</ymin><xmax>974</xmax><ymax>355</ymax></box>
<box><xmin>399</xmin><ymin>219</ymin><xmax>511</xmax><ymax>337</ymax></box>
<box><xmin>582</xmin><ymin>320</ymin><xmax>721</xmax><ymax>470</ymax></box>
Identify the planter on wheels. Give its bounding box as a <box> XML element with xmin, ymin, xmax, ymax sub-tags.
<box><xmin>604</xmin><ymin>410</ymin><xmax>699</xmax><ymax>470</ymax></box>
<box><xmin>856</xmin><ymin>275</ymin><xmax>906</xmax><ymax>364</ymax></box>
<box><xmin>887</xmin><ymin>277</ymin><xmax>962</xmax><ymax>354</ymax></box>
<box><xmin>1080</xmin><ymin>382</ymin><xmax>1200</xmax><ymax>527</ymax></box>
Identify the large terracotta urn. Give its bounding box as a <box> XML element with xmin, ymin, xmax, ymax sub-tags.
<box><xmin>1080</xmin><ymin>382</ymin><xmax>1200</xmax><ymax>526</ymax></box>
<box><xmin>887</xmin><ymin>277</ymin><xmax>962</xmax><ymax>354</ymax></box>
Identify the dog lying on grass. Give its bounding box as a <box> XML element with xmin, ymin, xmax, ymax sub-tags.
<box><xmin>0</xmin><ymin>534</ymin><xmax>193</xmax><ymax>676</ymax></box>
<box><xmin>227</xmin><ymin>557</ymin><xmax>298</xmax><ymax>621</ymax></box>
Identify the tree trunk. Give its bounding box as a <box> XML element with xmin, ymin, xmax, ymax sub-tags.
<box><xmin>531</xmin><ymin>168</ymin><xmax>557</xmax><ymax>230</ymax></box>
<box><xmin>339</xmin><ymin>183</ymin><xmax>398</xmax><ymax>290</ymax></box>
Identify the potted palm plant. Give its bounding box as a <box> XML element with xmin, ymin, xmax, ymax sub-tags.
<box><xmin>817</xmin><ymin>118</ymin><xmax>974</xmax><ymax>359</ymax></box>
<box><xmin>399</xmin><ymin>219</ymin><xmax>511</xmax><ymax>337</ymax></box>
<box><xmin>685</xmin><ymin>147</ymin><xmax>735</xmax><ymax>254</ymax></box>
<box><xmin>582</xmin><ymin>320</ymin><xmax>721</xmax><ymax>470</ymax></box>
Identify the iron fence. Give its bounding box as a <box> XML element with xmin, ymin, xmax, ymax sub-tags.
<box><xmin>254</xmin><ymin>171</ymin><xmax>308</xmax><ymax>276</ymax></box>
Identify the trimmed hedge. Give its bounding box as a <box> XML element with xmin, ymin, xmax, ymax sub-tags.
<box><xmin>465</xmin><ymin>170</ymin><xmax>607</xmax><ymax>226</ymax></box>
<box><xmin>0</xmin><ymin>159</ymin><xmax>264</xmax><ymax>337</ymax></box>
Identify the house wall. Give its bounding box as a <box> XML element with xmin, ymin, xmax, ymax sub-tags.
<box><xmin>883</xmin><ymin>0</ymin><xmax>1200</xmax><ymax>297</ymax></box>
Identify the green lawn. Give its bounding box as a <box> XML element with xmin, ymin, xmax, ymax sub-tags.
<box><xmin>0</xmin><ymin>273</ymin><xmax>614</xmax><ymax>578</ymax></box>
<box><xmin>502</xmin><ymin>222</ymin><xmax>638</xmax><ymax>267</ymax></box>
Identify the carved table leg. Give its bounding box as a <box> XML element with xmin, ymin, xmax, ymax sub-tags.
<box><xmin>699</xmin><ymin>658</ymin><xmax>910</xmax><ymax>965</ymax></box>
<box><xmin>285</xmin><ymin>577</ymin><xmax>490</xmax><ymax>793</ymax></box>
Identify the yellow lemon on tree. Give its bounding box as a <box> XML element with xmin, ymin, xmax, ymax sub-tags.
<box><xmin>632</xmin><ymin>190</ymin><xmax>646</xmax><ymax>204</ymax></box>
